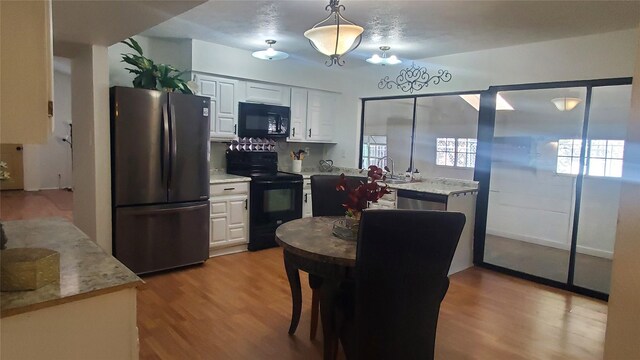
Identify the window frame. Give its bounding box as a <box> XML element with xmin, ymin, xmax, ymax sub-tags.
<box><xmin>556</xmin><ymin>138</ymin><xmax>625</xmax><ymax>178</ymax></box>
<box><xmin>436</xmin><ymin>137</ymin><xmax>477</xmax><ymax>169</ymax></box>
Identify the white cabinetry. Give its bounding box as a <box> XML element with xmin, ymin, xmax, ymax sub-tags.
<box><xmin>209</xmin><ymin>182</ymin><xmax>249</xmax><ymax>256</ymax></box>
<box><xmin>245</xmin><ymin>82</ymin><xmax>290</xmax><ymax>106</ymax></box>
<box><xmin>289</xmin><ymin>88</ymin><xmax>308</xmax><ymax>141</ymax></box>
<box><xmin>302</xmin><ymin>178</ymin><xmax>313</xmax><ymax>217</ymax></box>
<box><xmin>194</xmin><ymin>74</ymin><xmax>238</xmax><ymax>140</ymax></box>
<box><xmin>288</xmin><ymin>89</ymin><xmax>338</xmax><ymax>143</ymax></box>
<box><xmin>1</xmin><ymin>0</ymin><xmax>53</xmax><ymax>144</ymax></box>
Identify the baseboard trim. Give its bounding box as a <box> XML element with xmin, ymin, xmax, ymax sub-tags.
<box><xmin>209</xmin><ymin>243</ymin><xmax>248</xmax><ymax>258</ymax></box>
<box><xmin>486</xmin><ymin>228</ymin><xmax>613</xmax><ymax>259</ymax></box>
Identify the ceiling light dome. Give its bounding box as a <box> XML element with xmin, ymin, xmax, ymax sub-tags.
<box><xmin>252</xmin><ymin>40</ymin><xmax>289</xmax><ymax>61</ymax></box>
<box><xmin>304</xmin><ymin>0</ymin><xmax>363</xmax><ymax>66</ymax></box>
<box><xmin>366</xmin><ymin>46</ymin><xmax>402</xmax><ymax>65</ymax></box>
<box><xmin>551</xmin><ymin>97</ymin><xmax>582</xmax><ymax>111</ymax></box>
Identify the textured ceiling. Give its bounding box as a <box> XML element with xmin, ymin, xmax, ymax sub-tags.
<box><xmin>142</xmin><ymin>0</ymin><xmax>640</xmax><ymax>67</ymax></box>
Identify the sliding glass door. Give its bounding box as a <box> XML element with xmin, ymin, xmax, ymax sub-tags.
<box><xmin>483</xmin><ymin>87</ymin><xmax>586</xmax><ymax>283</ymax></box>
<box><xmin>476</xmin><ymin>79</ymin><xmax>632</xmax><ymax>299</ymax></box>
<box><xmin>572</xmin><ymin>84</ymin><xmax>632</xmax><ymax>294</ymax></box>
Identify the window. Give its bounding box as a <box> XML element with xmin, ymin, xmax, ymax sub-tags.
<box><xmin>362</xmin><ymin>135</ymin><xmax>387</xmax><ymax>169</ymax></box>
<box><xmin>556</xmin><ymin>139</ymin><xmax>624</xmax><ymax>178</ymax></box>
<box><xmin>436</xmin><ymin>137</ymin><xmax>477</xmax><ymax>168</ymax></box>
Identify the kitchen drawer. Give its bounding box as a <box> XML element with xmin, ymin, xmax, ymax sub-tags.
<box><xmin>210</xmin><ymin>182</ymin><xmax>249</xmax><ymax>197</ymax></box>
<box><xmin>303</xmin><ymin>179</ymin><xmax>311</xmax><ymax>189</ymax></box>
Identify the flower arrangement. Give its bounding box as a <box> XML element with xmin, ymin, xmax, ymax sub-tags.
<box><xmin>120</xmin><ymin>38</ymin><xmax>194</xmax><ymax>94</ymax></box>
<box><xmin>336</xmin><ymin>165</ymin><xmax>391</xmax><ymax>221</ymax></box>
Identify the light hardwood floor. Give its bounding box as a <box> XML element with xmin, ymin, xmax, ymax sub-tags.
<box><xmin>1</xmin><ymin>190</ymin><xmax>608</xmax><ymax>359</ymax></box>
<box><xmin>138</xmin><ymin>249</ymin><xmax>607</xmax><ymax>360</ymax></box>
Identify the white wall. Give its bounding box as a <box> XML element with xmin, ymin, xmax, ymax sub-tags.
<box><xmin>604</xmin><ymin>26</ymin><xmax>640</xmax><ymax>360</ymax></box>
<box><xmin>22</xmin><ymin>66</ymin><xmax>74</xmax><ymax>191</ymax></box>
<box><xmin>72</xmin><ymin>45</ymin><xmax>111</xmax><ymax>252</ymax></box>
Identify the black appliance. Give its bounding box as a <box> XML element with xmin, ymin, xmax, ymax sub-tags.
<box><xmin>226</xmin><ymin>151</ymin><xmax>302</xmax><ymax>251</ymax></box>
<box><xmin>110</xmin><ymin>87</ymin><xmax>210</xmax><ymax>274</ymax></box>
<box><xmin>237</xmin><ymin>102</ymin><xmax>290</xmax><ymax>138</ymax></box>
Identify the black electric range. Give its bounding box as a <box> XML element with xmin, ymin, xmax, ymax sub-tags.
<box><xmin>226</xmin><ymin>151</ymin><xmax>303</xmax><ymax>251</ymax></box>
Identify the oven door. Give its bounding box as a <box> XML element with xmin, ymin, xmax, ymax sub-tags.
<box><xmin>249</xmin><ymin>178</ymin><xmax>303</xmax><ymax>250</ymax></box>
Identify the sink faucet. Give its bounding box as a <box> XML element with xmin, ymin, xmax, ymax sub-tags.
<box><xmin>378</xmin><ymin>156</ymin><xmax>394</xmax><ymax>178</ymax></box>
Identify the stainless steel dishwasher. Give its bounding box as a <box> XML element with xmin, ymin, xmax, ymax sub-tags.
<box><xmin>396</xmin><ymin>189</ymin><xmax>447</xmax><ymax>211</ymax></box>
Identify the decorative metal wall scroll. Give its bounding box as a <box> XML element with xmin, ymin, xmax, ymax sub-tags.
<box><xmin>378</xmin><ymin>62</ymin><xmax>452</xmax><ymax>93</ymax></box>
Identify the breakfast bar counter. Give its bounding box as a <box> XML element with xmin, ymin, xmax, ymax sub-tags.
<box><xmin>1</xmin><ymin>218</ymin><xmax>142</xmax><ymax>360</ymax></box>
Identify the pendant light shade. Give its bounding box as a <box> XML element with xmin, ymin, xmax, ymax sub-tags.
<box><xmin>551</xmin><ymin>97</ymin><xmax>582</xmax><ymax>111</ymax></box>
<box><xmin>252</xmin><ymin>40</ymin><xmax>289</xmax><ymax>61</ymax></box>
<box><xmin>304</xmin><ymin>0</ymin><xmax>363</xmax><ymax>66</ymax></box>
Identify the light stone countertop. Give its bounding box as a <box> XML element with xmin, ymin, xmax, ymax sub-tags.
<box><xmin>209</xmin><ymin>172</ymin><xmax>251</xmax><ymax>184</ymax></box>
<box><xmin>297</xmin><ymin>168</ymin><xmax>478</xmax><ymax>196</ymax></box>
<box><xmin>1</xmin><ymin>218</ymin><xmax>143</xmax><ymax>318</ymax></box>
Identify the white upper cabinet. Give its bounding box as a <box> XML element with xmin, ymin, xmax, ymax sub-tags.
<box><xmin>1</xmin><ymin>0</ymin><xmax>53</xmax><ymax>144</ymax></box>
<box><xmin>306</xmin><ymin>90</ymin><xmax>337</xmax><ymax>143</ymax></box>
<box><xmin>288</xmin><ymin>88</ymin><xmax>338</xmax><ymax>143</ymax></box>
<box><xmin>245</xmin><ymin>82</ymin><xmax>290</xmax><ymax>106</ymax></box>
<box><xmin>194</xmin><ymin>74</ymin><xmax>238</xmax><ymax>140</ymax></box>
<box><xmin>288</xmin><ymin>88</ymin><xmax>308</xmax><ymax>141</ymax></box>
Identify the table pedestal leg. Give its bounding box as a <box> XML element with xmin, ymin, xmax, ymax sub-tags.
<box><xmin>284</xmin><ymin>250</ymin><xmax>302</xmax><ymax>335</ymax></box>
<box><xmin>320</xmin><ymin>279</ymin><xmax>341</xmax><ymax>360</ymax></box>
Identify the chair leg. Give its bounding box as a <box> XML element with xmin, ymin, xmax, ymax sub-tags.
<box><xmin>310</xmin><ymin>289</ymin><xmax>320</xmax><ymax>340</ymax></box>
<box><xmin>283</xmin><ymin>251</ymin><xmax>302</xmax><ymax>335</ymax></box>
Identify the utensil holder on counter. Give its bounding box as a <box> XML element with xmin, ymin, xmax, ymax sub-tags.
<box><xmin>292</xmin><ymin>159</ymin><xmax>302</xmax><ymax>173</ymax></box>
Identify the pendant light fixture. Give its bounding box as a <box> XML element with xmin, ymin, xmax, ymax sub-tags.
<box><xmin>304</xmin><ymin>0</ymin><xmax>363</xmax><ymax>66</ymax></box>
<box><xmin>252</xmin><ymin>40</ymin><xmax>289</xmax><ymax>61</ymax></box>
<box><xmin>551</xmin><ymin>97</ymin><xmax>582</xmax><ymax>111</ymax></box>
<box><xmin>366</xmin><ymin>46</ymin><xmax>402</xmax><ymax>65</ymax></box>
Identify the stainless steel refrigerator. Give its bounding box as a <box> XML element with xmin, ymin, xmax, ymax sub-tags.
<box><xmin>110</xmin><ymin>87</ymin><xmax>210</xmax><ymax>274</ymax></box>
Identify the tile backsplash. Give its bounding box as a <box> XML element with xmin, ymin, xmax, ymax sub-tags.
<box><xmin>209</xmin><ymin>140</ymin><xmax>326</xmax><ymax>172</ymax></box>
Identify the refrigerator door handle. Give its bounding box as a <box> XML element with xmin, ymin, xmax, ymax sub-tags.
<box><xmin>162</xmin><ymin>103</ymin><xmax>170</xmax><ymax>185</ymax></box>
<box><xmin>169</xmin><ymin>103</ymin><xmax>178</xmax><ymax>189</ymax></box>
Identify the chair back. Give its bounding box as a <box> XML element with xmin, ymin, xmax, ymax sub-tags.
<box><xmin>354</xmin><ymin>209</ymin><xmax>466</xmax><ymax>360</ymax></box>
<box><xmin>310</xmin><ymin>175</ymin><xmax>365</xmax><ymax>217</ymax></box>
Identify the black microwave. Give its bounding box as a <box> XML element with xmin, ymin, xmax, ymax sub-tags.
<box><xmin>238</xmin><ymin>102</ymin><xmax>290</xmax><ymax>138</ymax></box>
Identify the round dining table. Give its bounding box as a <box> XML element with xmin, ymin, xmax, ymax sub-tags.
<box><xmin>275</xmin><ymin>216</ymin><xmax>356</xmax><ymax>360</ymax></box>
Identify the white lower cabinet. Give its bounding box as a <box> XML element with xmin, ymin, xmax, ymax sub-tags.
<box><xmin>302</xmin><ymin>179</ymin><xmax>312</xmax><ymax>217</ymax></box>
<box><xmin>209</xmin><ymin>182</ymin><xmax>249</xmax><ymax>256</ymax></box>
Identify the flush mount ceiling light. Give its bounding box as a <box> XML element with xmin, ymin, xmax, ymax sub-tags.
<box><xmin>551</xmin><ymin>97</ymin><xmax>582</xmax><ymax>111</ymax></box>
<box><xmin>304</xmin><ymin>0</ymin><xmax>363</xmax><ymax>67</ymax></box>
<box><xmin>252</xmin><ymin>40</ymin><xmax>289</xmax><ymax>61</ymax></box>
<box><xmin>366</xmin><ymin>46</ymin><xmax>402</xmax><ymax>66</ymax></box>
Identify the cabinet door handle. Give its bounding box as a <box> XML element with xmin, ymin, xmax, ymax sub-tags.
<box><xmin>292</xmin><ymin>128</ymin><xmax>295</xmax><ymax>137</ymax></box>
<box><xmin>304</xmin><ymin>193</ymin><xmax>308</xmax><ymax>203</ymax></box>
<box><xmin>308</xmin><ymin>129</ymin><xmax>312</xmax><ymax>137</ymax></box>
<box><xmin>224</xmin><ymin>187</ymin><xmax>235</xmax><ymax>191</ymax></box>
<box><xmin>234</xmin><ymin>124</ymin><xmax>237</xmax><ymax>134</ymax></box>
<box><xmin>245</xmin><ymin>199</ymin><xmax>248</xmax><ymax>209</ymax></box>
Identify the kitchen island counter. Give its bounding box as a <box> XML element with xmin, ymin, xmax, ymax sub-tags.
<box><xmin>1</xmin><ymin>217</ymin><xmax>142</xmax><ymax>318</ymax></box>
<box><xmin>1</xmin><ymin>217</ymin><xmax>142</xmax><ymax>359</ymax></box>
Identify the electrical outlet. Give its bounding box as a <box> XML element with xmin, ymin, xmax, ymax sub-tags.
<box><xmin>304</xmin><ymin>147</ymin><xmax>310</xmax><ymax>157</ymax></box>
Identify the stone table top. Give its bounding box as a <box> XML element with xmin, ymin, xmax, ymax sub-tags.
<box><xmin>275</xmin><ymin>216</ymin><xmax>356</xmax><ymax>267</ymax></box>
<box><xmin>1</xmin><ymin>218</ymin><xmax>143</xmax><ymax>318</ymax></box>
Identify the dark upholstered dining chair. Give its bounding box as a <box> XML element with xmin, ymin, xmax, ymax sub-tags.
<box><xmin>311</xmin><ymin>175</ymin><xmax>365</xmax><ymax>217</ymax></box>
<box><xmin>305</xmin><ymin>174</ymin><xmax>365</xmax><ymax>340</ymax></box>
<box><xmin>339</xmin><ymin>209</ymin><xmax>466</xmax><ymax>360</ymax></box>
